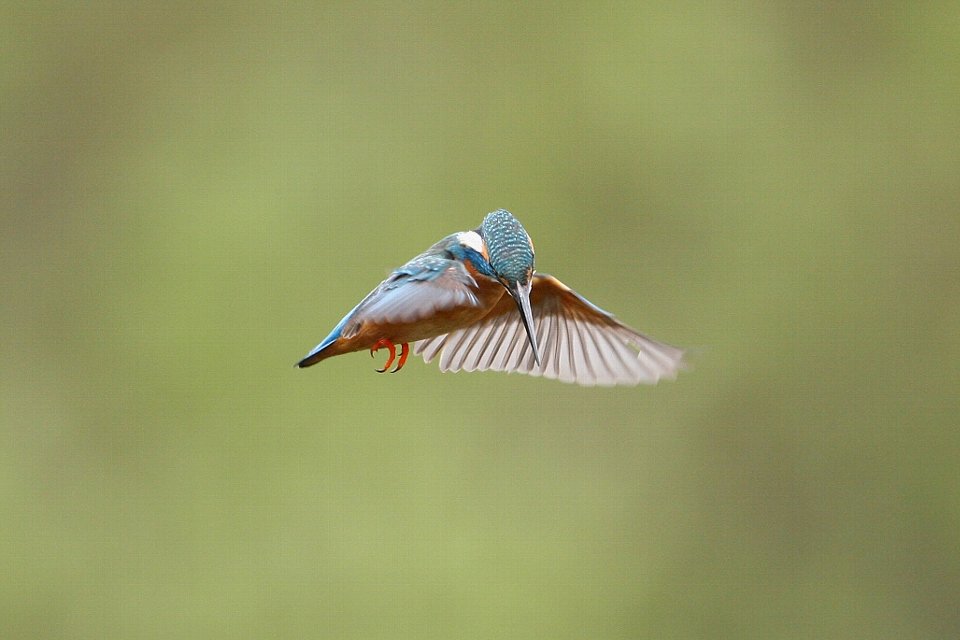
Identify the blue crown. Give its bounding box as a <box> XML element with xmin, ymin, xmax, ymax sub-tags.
<box><xmin>480</xmin><ymin>209</ymin><xmax>534</xmax><ymax>285</ymax></box>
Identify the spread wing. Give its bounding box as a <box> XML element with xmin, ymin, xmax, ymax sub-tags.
<box><xmin>413</xmin><ymin>274</ymin><xmax>685</xmax><ymax>386</ymax></box>
<box><xmin>342</xmin><ymin>255</ymin><xmax>481</xmax><ymax>338</ymax></box>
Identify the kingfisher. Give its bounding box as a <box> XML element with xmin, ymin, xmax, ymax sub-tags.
<box><xmin>297</xmin><ymin>209</ymin><xmax>685</xmax><ymax>386</ymax></box>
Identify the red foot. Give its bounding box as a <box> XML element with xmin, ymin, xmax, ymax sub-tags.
<box><xmin>370</xmin><ymin>338</ymin><xmax>396</xmax><ymax>373</ymax></box>
<box><xmin>393</xmin><ymin>343</ymin><xmax>409</xmax><ymax>374</ymax></box>
<box><xmin>370</xmin><ymin>339</ymin><xmax>410</xmax><ymax>373</ymax></box>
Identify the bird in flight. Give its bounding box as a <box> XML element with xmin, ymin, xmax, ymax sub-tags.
<box><xmin>297</xmin><ymin>209</ymin><xmax>685</xmax><ymax>386</ymax></box>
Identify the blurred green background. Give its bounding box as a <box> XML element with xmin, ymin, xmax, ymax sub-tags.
<box><xmin>3</xmin><ymin>2</ymin><xmax>959</xmax><ymax>638</ymax></box>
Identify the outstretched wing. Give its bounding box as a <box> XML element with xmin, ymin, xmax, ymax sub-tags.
<box><xmin>413</xmin><ymin>274</ymin><xmax>685</xmax><ymax>386</ymax></box>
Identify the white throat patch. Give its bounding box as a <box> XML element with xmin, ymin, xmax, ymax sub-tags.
<box><xmin>456</xmin><ymin>231</ymin><xmax>485</xmax><ymax>254</ymax></box>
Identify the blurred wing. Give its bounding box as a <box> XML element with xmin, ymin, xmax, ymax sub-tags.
<box><xmin>343</xmin><ymin>256</ymin><xmax>481</xmax><ymax>337</ymax></box>
<box><xmin>413</xmin><ymin>274</ymin><xmax>685</xmax><ymax>386</ymax></box>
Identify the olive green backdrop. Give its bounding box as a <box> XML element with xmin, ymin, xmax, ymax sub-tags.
<box><xmin>3</xmin><ymin>3</ymin><xmax>958</xmax><ymax>638</ymax></box>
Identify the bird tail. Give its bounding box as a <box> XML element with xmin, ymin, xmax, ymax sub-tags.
<box><xmin>296</xmin><ymin>343</ymin><xmax>334</xmax><ymax>367</ymax></box>
<box><xmin>296</xmin><ymin>321</ymin><xmax>347</xmax><ymax>368</ymax></box>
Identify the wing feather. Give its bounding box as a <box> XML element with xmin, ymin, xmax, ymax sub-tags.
<box><xmin>490</xmin><ymin>317</ymin><xmax>522</xmax><ymax>371</ymax></box>
<box><xmin>477</xmin><ymin>312</ymin><xmax>511</xmax><ymax>371</ymax></box>
<box><xmin>348</xmin><ymin>259</ymin><xmax>480</xmax><ymax>335</ymax></box>
<box><xmin>563</xmin><ymin>311</ymin><xmax>586</xmax><ymax>385</ymax></box>
<box><xmin>412</xmin><ymin>274</ymin><xmax>685</xmax><ymax>386</ymax></box>
<box><xmin>416</xmin><ymin>336</ymin><xmax>444</xmax><ymax>362</ymax></box>
<box><xmin>438</xmin><ymin>328</ymin><xmax>468</xmax><ymax>371</ymax></box>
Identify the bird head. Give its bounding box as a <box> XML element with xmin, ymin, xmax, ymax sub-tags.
<box><xmin>479</xmin><ymin>209</ymin><xmax>541</xmax><ymax>365</ymax></box>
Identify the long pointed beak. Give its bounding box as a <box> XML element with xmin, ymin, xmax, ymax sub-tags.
<box><xmin>510</xmin><ymin>281</ymin><xmax>541</xmax><ymax>366</ymax></box>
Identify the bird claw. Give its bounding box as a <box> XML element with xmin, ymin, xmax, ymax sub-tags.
<box><xmin>370</xmin><ymin>338</ymin><xmax>395</xmax><ymax>373</ymax></box>
<box><xmin>392</xmin><ymin>342</ymin><xmax>409</xmax><ymax>373</ymax></box>
<box><xmin>370</xmin><ymin>339</ymin><xmax>409</xmax><ymax>373</ymax></box>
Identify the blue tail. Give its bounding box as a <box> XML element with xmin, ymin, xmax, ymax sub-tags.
<box><xmin>296</xmin><ymin>310</ymin><xmax>353</xmax><ymax>368</ymax></box>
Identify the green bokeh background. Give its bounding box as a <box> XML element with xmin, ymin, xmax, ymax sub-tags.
<box><xmin>3</xmin><ymin>3</ymin><xmax>959</xmax><ymax>638</ymax></box>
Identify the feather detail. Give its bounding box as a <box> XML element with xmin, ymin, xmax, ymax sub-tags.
<box><xmin>413</xmin><ymin>274</ymin><xmax>686</xmax><ymax>386</ymax></box>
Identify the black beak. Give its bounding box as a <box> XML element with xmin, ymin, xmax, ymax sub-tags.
<box><xmin>509</xmin><ymin>280</ymin><xmax>541</xmax><ymax>366</ymax></box>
